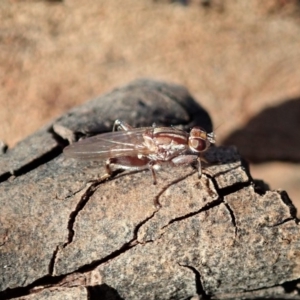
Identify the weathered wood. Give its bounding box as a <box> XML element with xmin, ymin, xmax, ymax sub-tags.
<box><xmin>0</xmin><ymin>79</ymin><xmax>299</xmax><ymax>300</ymax></box>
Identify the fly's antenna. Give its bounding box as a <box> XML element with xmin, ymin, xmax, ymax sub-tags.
<box><xmin>207</xmin><ymin>132</ymin><xmax>216</xmax><ymax>144</ymax></box>
<box><xmin>209</xmin><ymin>119</ymin><xmax>228</xmax><ymax>144</ymax></box>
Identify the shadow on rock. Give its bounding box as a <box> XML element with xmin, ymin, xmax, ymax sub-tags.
<box><xmin>87</xmin><ymin>284</ymin><xmax>124</xmax><ymax>300</ymax></box>
<box><xmin>223</xmin><ymin>97</ymin><xmax>300</xmax><ymax>163</ymax></box>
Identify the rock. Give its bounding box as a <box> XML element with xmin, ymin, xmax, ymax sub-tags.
<box><xmin>0</xmin><ymin>79</ymin><xmax>298</xmax><ymax>300</ymax></box>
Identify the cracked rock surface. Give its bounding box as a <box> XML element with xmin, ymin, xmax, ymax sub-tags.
<box><xmin>0</xmin><ymin>79</ymin><xmax>299</xmax><ymax>299</ymax></box>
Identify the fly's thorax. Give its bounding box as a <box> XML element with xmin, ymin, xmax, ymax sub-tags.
<box><xmin>153</xmin><ymin>127</ymin><xmax>188</xmax><ymax>145</ymax></box>
<box><xmin>188</xmin><ymin>126</ymin><xmax>215</xmax><ymax>153</ymax></box>
<box><xmin>143</xmin><ymin>127</ymin><xmax>189</xmax><ymax>160</ymax></box>
<box><xmin>143</xmin><ymin>128</ymin><xmax>188</xmax><ymax>147</ymax></box>
<box><xmin>143</xmin><ymin>128</ymin><xmax>158</xmax><ymax>152</ymax></box>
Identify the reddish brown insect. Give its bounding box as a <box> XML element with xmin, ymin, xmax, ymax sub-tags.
<box><xmin>64</xmin><ymin>120</ymin><xmax>215</xmax><ymax>184</ymax></box>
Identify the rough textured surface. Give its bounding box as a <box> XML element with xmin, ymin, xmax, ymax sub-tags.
<box><xmin>1</xmin><ymin>0</ymin><xmax>300</xmax><ymax>218</ymax></box>
<box><xmin>0</xmin><ymin>80</ymin><xmax>299</xmax><ymax>300</ymax></box>
<box><xmin>19</xmin><ymin>287</ymin><xmax>88</xmax><ymax>300</ymax></box>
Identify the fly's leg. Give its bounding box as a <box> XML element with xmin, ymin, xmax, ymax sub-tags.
<box><xmin>148</xmin><ymin>161</ymin><xmax>163</xmax><ymax>208</ymax></box>
<box><xmin>105</xmin><ymin>156</ymin><xmax>150</xmax><ymax>176</ymax></box>
<box><xmin>196</xmin><ymin>157</ymin><xmax>202</xmax><ymax>179</ymax></box>
<box><xmin>113</xmin><ymin>119</ymin><xmax>134</xmax><ymax>132</ymax></box>
<box><xmin>106</xmin><ymin>157</ymin><xmax>161</xmax><ymax>208</ymax></box>
<box><xmin>105</xmin><ymin>158</ymin><xmax>115</xmax><ymax>176</ymax></box>
<box><xmin>171</xmin><ymin>154</ymin><xmax>202</xmax><ymax>177</ymax></box>
<box><xmin>107</xmin><ymin>157</ymin><xmax>161</xmax><ymax>206</ymax></box>
<box><xmin>148</xmin><ymin>161</ymin><xmax>158</xmax><ymax>185</ymax></box>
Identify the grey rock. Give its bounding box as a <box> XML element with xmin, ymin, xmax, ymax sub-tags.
<box><xmin>0</xmin><ymin>79</ymin><xmax>298</xmax><ymax>300</ymax></box>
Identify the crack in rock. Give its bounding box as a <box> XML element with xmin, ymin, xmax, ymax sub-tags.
<box><xmin>49</xmin><ymin>246</ymin><xmax>60</xmax><ymax>276</ymax></box>
<box><xmin>1</xmin><ymin>239</ymin><xmax>139</xmax><ymax>299</ymax></box>
<box><xmin>132</xmin><ymin>210</ymin><xmax>158</xmax><ymax>244</ymax></box>
<box><xmin>76</xmin><ymin>240</ymin><xmax>137</xmax><ymax>274</ymax></box>
<box><xmin>151</xmin><ymin>170</ymin><xmax>241</xmax><ymax>240</ymax></box>
<box><xmin>268</xmin><ymin>217</ymin><xmax>296</xmax><ymax>228</ymax></box>
<box><xmin>282</xmin><ymin>278</ymin><xmax>300</xmax><ymax>294</ymax></box>
<box><xmin>153</xmin><ymin>170</ymin><xmax>197</xmax><ymax>208</ymax></box>
<box><xmin>278</xmin><ymin>190</ymin><xmax>297</xmax><ymax>218</ymax></box>
<box><xmin>50</xmin><ymin>124</ymin><xmax>77</xmax><ymax>145</ymax></box>
<box><xmin>63</xmin><ymin>181</ymin><xmax>103</xmax><ymax>248</ymax></box>
<box><xmin>0</xmin><ymin>172</ymin><xmax>11</xmax><ymax>184</ymax></box>
<box><xmin>160</xmin><ymin>197</ymin><xmax>223</xmax><ymax>232</ymax></box>
<box><xmin>178</xmin><ymin>263</ymin><xmax>210</xmax><ymax>299</ymax></box>
<box><xmin>223</xmin><ymin>202</ymin><xmax>238</xmax><ymax>239</ymax></box>
<box><xmin>13</xmin><ymin>146</ymin><xmax>63</xmax><ymax>177</ymax></box>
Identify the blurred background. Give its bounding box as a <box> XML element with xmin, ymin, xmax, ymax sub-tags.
<box><xmin>1</xmin><ymin>0</ymin><xmax>299</xmax><ymax>209</ymax></box>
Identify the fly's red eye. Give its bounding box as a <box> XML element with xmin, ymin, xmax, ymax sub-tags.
<box><xmin>189</xmin><ymin>138</ymin><xmax>207</xmax><ymax>152</ymax></box>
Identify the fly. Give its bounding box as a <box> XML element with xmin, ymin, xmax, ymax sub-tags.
<box><xmin>63</xmin><ymin>119</ymin><xmax>216</xmax><ymax>185</ymax></box>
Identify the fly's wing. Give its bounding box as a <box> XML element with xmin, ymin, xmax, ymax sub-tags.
<box><xmin>63</xmin><ymin>128</ymin><xmax>152</xmax><ymax>160</ymax></box>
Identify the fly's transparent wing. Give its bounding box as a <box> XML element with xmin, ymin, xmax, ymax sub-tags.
<box><xmin>63</xmin><ymin>128</ymin><xmax>152</xmax><ymax>160</ymax></box>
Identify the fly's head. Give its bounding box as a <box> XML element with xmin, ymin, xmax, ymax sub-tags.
<box><xmin>188</xmin><ymin>126</ymin><xmax>216</xmax><ymax>153</ymax></box>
